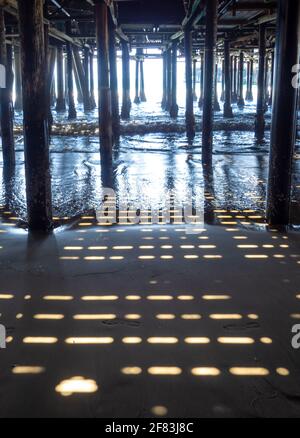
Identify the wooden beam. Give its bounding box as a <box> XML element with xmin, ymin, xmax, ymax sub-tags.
<box><xmin>17</xmin><ymin>0</ymin><xmax>53</xmax><ymax>232</ymax></box>
<box><xmin>0</xmin><ymin>6</ymin><xmax>15</xmax><ymax>168</ymax></box>
<box><xmin>267</xmin><ymin>0</ymin><xmax>300</xmax><ymax>226</ymax></box>
<box><xmin>170</xmin><ymin>0</ymin><xmax>205</xmax><ymax>45</ymax></box>
<box><xmin>96</xmin><ymin>0</ymin><xmax>113</xmax><ymax>161</ymax></box>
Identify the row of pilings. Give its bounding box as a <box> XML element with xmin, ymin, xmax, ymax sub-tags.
<box><xmin>0</xmin><ymin>0</ymin><xmax>299</xmax><ymax>231</ymax></box>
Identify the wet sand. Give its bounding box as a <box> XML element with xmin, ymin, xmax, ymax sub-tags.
<box><xmin>0</xmin><ymin>222</ymin><xmax>300</xmax><ymax>417</ymax></box>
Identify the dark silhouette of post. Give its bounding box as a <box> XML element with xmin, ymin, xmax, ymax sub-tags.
<box><xmin>121</xmin><ymin>40</ymin><xmax>131</xmax><ymax>119</ymax></box>
<box><xmin>134</xmin><ymin>50</ymin><xmax>140</xmax><ymax>104</ymax></box>
<box><xmin>214</xmin><ymin>63</ymin><xmax>221</xmax><ymax>111</ymax></box>
<box><xmin>245</xmin><ymin>59</ymin><xmax>251</xmax><ymax>101</ymax></box>
<box><xmin>73</xmin><ymin>47</ymin><xmax>91</xmax><ymax>112</ymax></box>
<box><xmin>7</xmin><ymin>45</ymin><xmax>13</xmax><ymax>105</ymax></box>
<box><xmin>73</xmin><ymin>55</ymin><xmax>83</xmax><ymax>104</ymax></box>
<box><xmin>237</xmin><ymin>51</ymin><xmax>245</xmax><ymax>108</ymax></box>
<box><xmin>0</xmin><ymin>8</ymin><xmax>15</xmax><ymax>168</ymax></box>
<box><xmin>55</xmin><ymin>45</ymin><xmax>66</xmax><ymax>111</ymax></box>
<box><xmin>14</xmin><ymin>46</ymin><xmax>23</xmax><ymax>110</ymax></box>
<box><xmin>202</xmin><ymin>0</ymin><xmax>218</xmax><ymax>166</ymax></box>
<box><xmin>248</xmin><ymin>58</ymin><xmax>254</xmax><ymax>101</ymax></box>
<box><xmin>47</xmin><ymin>45</ymin><xmax>56</xmax><ymax>126</ymax></box>
<box><xmin>90</xmin><ymin>48</ymin><xmax>96</xmax><ymax>109</ymax></box>
<box><xmin>232</xmin><ymin>55</ymin><xmax>237</xmax><ymax>103</ymax></box>
<box><xmin>220</xmin><ymin>59</ymin><xmax>225</xmax><ymax>102</ymax></box>
<box><xmin>50</xmin><ymin>80</ymin><xmax>56</xmax><ymax>107</ymax></box>
<box><xmin>49</xmin><ymin>48</ymin><xmax>57</xmax><ymax>108</ymax></box>
<box><xmin>139</xmin><ymin>49</ymin><xmax>147</xmax><ymax>102</ymax></box>
<box><xmin>198</xmin><ymin>51</ymin><xmax>204</xmax><ymax>108</ymax></box>
<box><xmin>96</xmin><ymin>0</ymin><xmax>113</xmax><ymax>162</ymax></box>
<box><xmin>170</xmin><ymin>41</ymin><xmax>179</xmax><ymax>118</ymax></box>
<box><xmin>193</xmin><ymin>58</ymin><xmax>197</xmax><ymax>101</ymax></box>
<box><xmin>108</xmin><ymin>16</ymin><xmax>120</xmax><ymax>137</ymax></box>
<box><xmin>84</xmin><ymin>46</ymin><xmax>92</xmax><ymax>111</ymax></box>
<box><xmin>255</xmin><ymin>24</ymin><xmax>266</xmax><ymax>140</ymax></box>
<box><xmin>161</xmin><ymin>51</ymin><xmax>167</xmax><ymax>109</ymax></box>
<box><xmin>264</xmin><ymin>54</ymin><xmax>270</xmax><ymax>110</ymax></box>
<box><xmin>184</xmin><ymin>28</ymin><xmax>195</xmax><ymax>138</ymax></box>
<box><xmin>66</xmin><ymin>41</ymin><xmax>77</xmax><ymax>119</ymax></box>
<box><xmin>267</xmin><ymin>0</ymin><xmax>300</xmax><ymax>226</ymax></box>
<box><xmin>17</xmin><ymin>0</ymin><xmax>53</xmax><ymax>231</ymax></box>
<box><xmin>223</xmin><ymin>39</ymin><xmax>233</xmax><ymax>118</ymax></box>
<box><xmin>44</xmin><ymin>23</ymin><xmax>53</xmax><ymax>129</ymax></box>
<box><xmin>269</xmin><ymin>50</ymin><xmax>275</xmax><ymax>106</ymax></box>
<box><xmin>166</xmin><ymin>47</ymin><xmax>172</xmax><ymax>111</ymax></box>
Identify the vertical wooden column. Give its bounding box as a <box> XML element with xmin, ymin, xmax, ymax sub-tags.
<box><xmin>170</xmin><ymin>41</ymin><xmax>178</xmax><ymax>118</ymax></box>
<box><xmin>202</xmin><ymin>0</ymin><xmax>218</xmax><ymax>166</ymax></box>
<box><xmin>55</xmin><ymin>45</ymin><xmax>66</xmax><ymax>111</ymax></box>
<box><xmin>6</xmin><ymin>44</ymin><xmax>14</xmax><ymax>110</ymax></box>
<box><xmin>0</xmin><ymin>9</ymin><xmax>15</xmax><ymax>168</ymax></box>
<box><xmin>50</xmin><ymin>80</ymin><xmax>56</xmax><ymax>107</ymax></box>
<box><xmin>223</xmin><ymin>39</ymin><xmax>233</xmax><ymax>118</ymax></box>
<box><xmin>17</xmin><ymin>0</ymin><xmax>52</xmax><ymax>231</ymax></box>
<box><xmin>66</xmin><ymin>41</ymin><xmax>77</xmax><ymax>119</ymax></box>
<box><xmin>214</xmin><ymin>63</ymin><xmax>220</xmax><ymax>111</ymax></box>
<box><xmin>44</xmin><ymin>23</ymin><xmax>53</xmax><ymax>128</ymax></box>
<box><xmin>232</xmin><ymin>55</ymin><xmax>237</xmax><ymax>102</ymax></box>
<box><xmin>134</xmin><ymin>50</ymin><xmax>140</xmax><ymax>104</ymax></box>
<box><xmin>269</xmin><ymin>49</ymin><xmax>275</xmax><ymax>106</ymax></box>
<box><xmin>255</xmin><ymin>24</ymin><xmax>266</xmax><ymax>140</ymax></box>
<box><xmin>139</xmin><ymin>49</ymin><xmax>146</xmax><ymax>102</ymax></box>
<box><xmin>14</xmin><ymin>46</ymin><xmax>23</xmax><ymax>110</ymax></box>
<box><xmin>83</xmin><ymin>46</ymin><xmax>92</xmax><ymax>111</ymax></box>
<box><xmin>73</xmin><ymin>47</ymin><xmax>90</xmax><ymax>112</ymax></box>
<box><xmin>89</xmin><ymin>48</ymin><xmax>96</xmax><ymax>109</ymax></box>
<box><xmin>264</xmin><ymin>54</ymin><xmax>270</xmax><ymax>109</ymax></box>
<box><xmin>48</xmin><ymin>47</ymin><xmax>56</xmax><ymax>107</ymax></box>
<box><xmin>236</xmin><ymin>55</ymin><xmax>240</xmax><ymax>99</ymax></box>
<box><xmin>237</xmin><ymin>51</ymin><xmax>245</xmax><ymax>108</ymax></box>
<box><xmin>108</xmin><ymin>16</ymin><xmax>120</xmax><ymax>137</ymax></box>
<box><xmin>230</xmin><ymin>55</ymin><xmax>233</xmax><ymax>97</ymax></box>
<box><xmin>73</xmin><ymin>49</ymin><xmax>85</xmax><ymax>105</ymax></box>
<box><xmin>95</xmin><ymin>0</ymin><xmax>113</xmax><ymax>162</ymax></box>
<box><xmin>73</xmin><ymin>56</ymin><xmax>83</xmax><ymax>104</ymax></box>
<box><xmin>184</xmin><ymin>28</ymin><xmax>195</xmax><ymax>138</ymax></box>
<box><xmin>220</xmin><ymin>59</ymin><xmax>225</xmax><ymax>102</ymax></box>
<box><xmin>140</xmin><ymin>60</ymin><xmax>146</xmax><ymax>102</ymax></box>
<box><xmin>267</xmin><ymin>0</ymin><xmax>300</xmax><ymax>226</ymax></box>
<box><xmin>121</xmin><ymin>40</ymin><xmax>131</xmax><ymax>119</ymax></box>
<box><xmin>248</xmin><ymin>58</ymin><xmax>254</xmax><ymax>101</ymax></box>
<box><xmin>192</xmin><ymin>58</ymin><xmax>197</xmax><ymax>101</ymax></box>
<box><xmin>245</xmin><ymin>59</ymin><xmax>251</xmax><ymax>100</ymax></box>
<box><xmin>198</xmin><ymin>51</ymin><xmax>204</xmax><ymax>108</ymax></box>
<box><xmin>64</xmin><ymin>56</ymin><xmax>69</xmax><ymax>104</ymax></box>
<box><xmin>161</xmin><ymin>51</ymin><xmax>167</xmax><ymax>109</ymax></box>
<box><xmin>166</xmin><ymin>47</ymin><xmax>172</xmax><ymax>111</ymax></box>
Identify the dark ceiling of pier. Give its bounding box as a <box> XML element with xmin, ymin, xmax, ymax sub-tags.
<box><xmin>4</xmin><ymin>0</ymin><xmax>277</xmax><ymax>51</ymax></box>
<box><xmin>117</xmin><ymin>0</ymin><xmax>186</xmax><ymax>25</ymax></box>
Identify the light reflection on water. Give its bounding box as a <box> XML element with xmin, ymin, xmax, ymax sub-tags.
<box><xmin>2</xmin><ymin>88</ymin><xmax>300</xmax><ymax>227</ymax></box>
<box><xmin>12</xmin><ymin>83</ymin><xmax>266</xmax><ymax>130</ymax></box>
<box><xmin>1</xmin><ymin>129</ymin><xmax>300</xmax><ymax>226</ymax></box>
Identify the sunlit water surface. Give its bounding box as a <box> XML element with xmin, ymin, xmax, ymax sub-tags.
<box><xmin>2</xmin><ymin>63</ymin><xmax>300</xmax><ymax>228</ymax></box>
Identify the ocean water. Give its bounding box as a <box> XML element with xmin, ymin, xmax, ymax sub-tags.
<box><xmin>1</xmin><ymin>57</ymin><xmax>299</xmax><ymax>228</ymax></box>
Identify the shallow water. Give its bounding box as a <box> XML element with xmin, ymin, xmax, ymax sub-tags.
<box><xmin>13</xmin><ymin>99</ymin><xmax>272</xmax><ymax>137</ymax></box>
<box><xmin>2</xmin><ymin>95</ymin><xmax>300</xmax><ymax>228</ymax></box>
<box><xmin>1</xmin><ymin>126</ymin><xmax>300</xmax><ymax>228</ymax></box>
